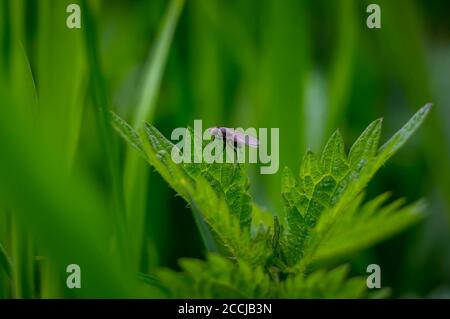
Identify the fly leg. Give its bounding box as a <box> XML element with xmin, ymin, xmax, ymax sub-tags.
<box><xmin>233</xmin><ymin>140</ymin><xmax>241</xmax><ymax>169</ymax></box>
<box><xmin>222</xmin><ymin>139</ymin><xmax>232</xmax><ymax>163</ymax></box>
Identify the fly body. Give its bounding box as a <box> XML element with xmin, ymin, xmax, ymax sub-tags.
<box><xmin>209</xmin><ymin>127</ymin><xmax>259</xmax><ymax>150</ymax></box>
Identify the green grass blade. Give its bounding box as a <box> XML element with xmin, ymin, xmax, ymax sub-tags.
<box><xmin>11</xmin><ymin>218</ymin><xmax>34</xmax><ymax>298</ymax></box>
<box><xmin>326</xmin><ymin>0</ymin><xmax>357</xmax><ymax>134</ymax></box>
<box><xmin>80</xmin><ymin>0</ymin><xmax>128</xmax><ymax>258</ymax></box>
<box><xmin>0</xmin><ymin>241</ymin><xmax>12</xmax><ymax>279</ymax></box>
<box><xmin>132</xmin><ymin>0</ymin><xmax>185</xmax><ymax>127</ymax></box>
<box><xmin>111</xmin><ymin>111</ymin><xmax>146</xmax><ymax>155</ymax></box>
<box><xmin>36</xmin><ymin>0</ymin><xmax>86</xmax><ymax>170</ymax></box>
<box><xmin>5</xmin><ymin>2</ymin><xmax>38</xmax><ymax>298</ymax></box>
<box><xmin>123</xmin><ymin>0</ymin><xmax>185</xmax><ymax>271</ymax></box>
<box><xmin>378</xmin><ymin>0</ymin><xmax>450</xmax><ymax>216</ymax></box>
<box><xmin>0</xmin><ymin>99</ymin><xmax>139</xmax><ymax>298</ymax></box>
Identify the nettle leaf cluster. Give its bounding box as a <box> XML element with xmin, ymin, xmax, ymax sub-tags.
<box><xmin>113</xmin><ymin>104</ymin><xmax>431</xmax><ymax>298</ymax></box>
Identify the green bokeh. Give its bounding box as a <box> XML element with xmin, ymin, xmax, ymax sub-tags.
<box><xmin>0</xmin><ymin>0</ymin><xmax>449</xmax><ymax>298</ymax></box>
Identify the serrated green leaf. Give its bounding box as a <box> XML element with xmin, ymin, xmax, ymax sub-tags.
<box><xmin>348</xmin><ymin>118</ymin><xmax>382</xmax><ymax>170</ymax></box>
<box><xmin>280</xmin><ymin>265</ymin><xmax>367</xmax><ymax>298</ymax></box>
<box><xmin>320</xmin><ymin>130</ymin><xmax>349</xmax><ymax>178</ymax></box>
<box><xmin>313</xmin><ymin>194</ymin><xmax>425</xmax><ymax>261</ymax></box>
<box><xmin>157</xmin><ymin>255</ymin><xmax>367</xmax><ymax>298</ymax></box>
<box><xmin>282</xmin><ymin>167</ymin><xmax>308</xmax><ymax>215</ymax></box>
<box><xmin>156</xmin><ymin>254</ymin><xmax>273</xmax><ymax>298</ymax></box>
<box><xmin>300</xmin><ymin>150</ymin><xmax>323</xmax><ymax>185</ymax></box>
<box><xmin>111</xmin><ymin>111</ymin><xmax>145</xmax><ymax>157</ymax></box>
<box><xmin>284</xmin><ymin>206</ymin><xmax>307</xmax><ymax>265</ymax></box>
<box><xmin>114</xmin><ymin>115</ymin><xmax>263</xmax><ymax>262</ymax></box>
<box><xmin>280</xmin><ymin>105</ymin><xmax>430</xmax><ymax>271</ymax></box>
<box><xmin>114</xmin><ymin>105</ymin><xmax>430</xmax><ymax>298</ymax></box>
<box><xmin>377</xmin><ymin>103</ymin><xmax>432</xmax><ymax>167</ymax></box>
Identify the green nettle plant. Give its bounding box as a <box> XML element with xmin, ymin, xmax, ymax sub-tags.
<box><xmin>113</xmin><ymin>104</ymin><xmax>431</xmax><ymax>298</ymax></box>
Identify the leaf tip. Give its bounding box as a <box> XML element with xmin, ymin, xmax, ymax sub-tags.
<box><xmin>421</xmin><ymin>102</ymin><xmax>433</xmax><ymax>113</ymax></box>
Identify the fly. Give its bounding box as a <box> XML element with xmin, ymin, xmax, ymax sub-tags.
<box><xmin>209</xmin><ymin>127</ymin><xmax>259</xmax><ymax>152</ymax></box>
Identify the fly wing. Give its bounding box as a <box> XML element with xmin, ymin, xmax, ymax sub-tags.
<box><xmin>233</xmin><ymin>131</ymin><xmax>259</xmax><ymax>148</ymax></box>
<box><xmin>208</xmin><ymin>127</ymin><xmax>222</xmax><ymax>139</ymax></box>
<box><xmin>221</xmin><ymin>127</ymin><xmax>237</xmax><ymax>143</ymax></box>
<box><xmin>210</xmin><ymin>127</ymin><xmax>259</xmax><ymax>148</ymax></box>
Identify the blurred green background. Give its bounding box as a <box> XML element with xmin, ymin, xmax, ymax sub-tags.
<box><xmin>0</xmin><ymin>0</ymin><xmax>449</xmax><ymax>298</ymax></box>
